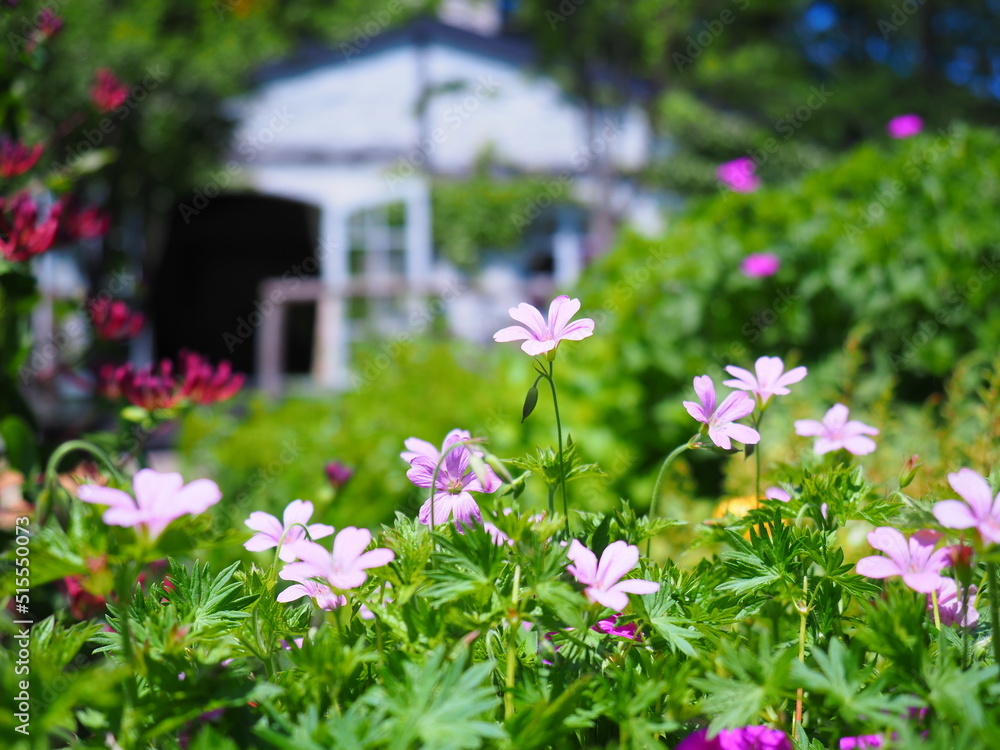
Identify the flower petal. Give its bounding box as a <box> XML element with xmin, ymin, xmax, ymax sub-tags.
<box><xmin>547</xmin><ymin>295</ymin><xmax>581</xmax><ymax>337</ymax></box>
<box><xmin>722</xmin><ymin>422</ymin><xmax>761</xmax><ymax>445</ymax></box>
<box><xmin>283</xmin><ymin>499</ymin><xmax>314</xmax><ymax>529</ymax></box>
<box><xmin>507</xmin><ymin>302</ymin><xmax>548</xmax><ymax>339</ymax></box>
<box><xmin>566</xmin><ymin>539</ymin><xmax>598</xmax><ymax>585</ymax></box>
<box><xmin>855</xmin><ymin>555</ymin><xmax>901</xmax><ymax>579</ymax></box>
<box><xmin>794</xmin><ymin>419</ymin><xmax>825</xmax><ymax>437</ymax></box>
<box><xmin>594</xmin><ymin>541</ymin><xmax>639</xmax><ymax>589</ymax></box>
<box><xmin>493</xmin><ymin>324</ymin><xmax>533</xmax><ymax>343</ymax></box>
<box><xmin>948</xmin><ymin>468</ymin><xmax>995</xmax><ymax>519</ymax></box>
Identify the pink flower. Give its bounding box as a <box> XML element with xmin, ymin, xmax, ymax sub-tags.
<box><xmin>683</xmin><ymin>375</ymin><xmax>761</xmax><ymax>450</ymax></box>
<box><xmin>0</xmin><ymin>139</ymin><xmax>43</xmax><ymax>178</ymax></box>
<box><xmin>405</xmin><ymin>432</ymin><xmax>501</xmax><ymax>528</ymax></box>
<box><xmin>566</xmin><ymin>539</ymin><xmax>659</xmax><ymax>610</ymax></box>
<box><xmin>401</xmin><ymin>428</ymin><xmax>475</xmax><ymax>465</ymax></box>
<box><xmin>931</xmin><ymin>578</ymin><xmax>978</xmax><ymax>628</ymax></box>
<box><xmin>855</xmin><ymin>527</ymin><xmax>950</xmax><ymax>594</ymax></box>
<box><xmin>724</xmin><ymin>356</ymin><xmax>807</xmax><ymax>407</ymax></box>
<box><xmin>716</xmin><ymin>157</ymin><xmax>761</xmax><ymax>193</ymax></box>
<box><xmin>765</xmin><ymin>487</ymin><xmax>790</xmax><ymax>503</ymax></box>
<box><xmin>0</xmin><ymin>193</ymin><xmax>62</xmax><ymax>262</ymax></box>
<box><xmin>58</xmin><ymin>199</ymin><xmax>111</xmax><ymax>242</ymax></box>
<box><xmin>493</xmin><ymin>295</ymin><xmax>595</xmax><ymax>356</ymax></box>
<box><xmin>244</xmin><ymin>500</ymin><xmax>334</xmax><ymax>562</ymax></box>
<box><xmin>78</xmin><ymin>469</ymin><xmax>221</xmax><ymax>540</ymax></box>
<box><xmin>90</xmin><ymin>69</ymin><xmax>129</xmax><ymax>113</ymax></box>
<box><xmin>794</xmin><ymin>404</ymin><xmax>878</xmax><ymax>456</ymax></box>
<box><xmin>839</xmin><ymin>735</ymin><xmax>883</xmax><ymax>749</ymax></box>
<box><xmin>740</xmin><ymin>253</ymin><xmax>780</xmax><ymax>278</ymax></box>
<box><xmin>276</xmin><ymin>576</ymin><xmax>345</xmax><ymax>611</ymax></box>
<box><xmin>677</xmin><ymin>725</ymin><xmax>792</xmax><ymax>750</ymax></box>
<box><xmin>88</xmin><ymin>299</ymin><xmax>144</xmax><ymax>341</ymax></box>
<box><xmin>279</xmin><ymin>527</ymin><xmax>394</xmax><ymax>592</ymax></box>
<box><xmin>932</xmin><ymin>468</ymin><xmax>1000</xmax><ymax>545</ymax></box>
<box><xmin>886</xmin><ymin>114</ymin><xmax>923</xmax><ymax>139</ymax></box>
<box><xmin>593</xmin><ymin>613</ymin><xmax>640</xmax><ymax>640</ymax></box>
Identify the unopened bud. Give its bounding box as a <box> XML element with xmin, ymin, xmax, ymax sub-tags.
<box><xmin>898</xmin><ymin>454</ymin><xmax>922</xmax><ymax>488</ymax></box>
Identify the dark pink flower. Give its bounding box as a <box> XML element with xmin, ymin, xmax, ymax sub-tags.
<box><xmin>59</xmin><ymin>200</ymin><xmax>111</xmax><ymax>242</ymax></box>
<box><xmin>0</xmin><ymin>139</ymin><xmax>43</xmax><ymax>178</ymax></box>
<box><xmin>593</xmin><ymin>613</ymin><xmax>640</xmax><ymax>640</ymax></box>
<box><xmin>794</xmin><ymin>404</ymin><xmax>878</xmax><ymax>456</ymax></box>
<box><xmin>933</xmin><ymin>468</ymin><xmax>1000</xmax><ymax>545</ymax></box>
<box><xmin>716</xmin><ymin>157</ymin><xmax>760</xmax><ymax>193</ymax></box>
<box><xmin>98</xmin><ymin>352</ymin><xmax>243</xmax><ymax>411</ymax></box>
<box><xmin>0</xmin><ymin>193</ymin><xmax>62</xmax><ymax>262</ymax></box>
<box><xmin>683</xmin><ymin>375</ymin><xmax>760</xmax><ymax>450</ymax></box>
<box><xmin>324</xmin><ymin>461</ymin><xmax>353</xmax><ymax>489</ymax></box>
<box><xmin>78</xmin><ymin>468</ymin><xmax>221</xmax><ymax>540</ymax></box>
<box><xmin>493</xmin><ymin>295</ymin><xmax>595</xmax><ymax>356</ymax></box>
<box><xmin>740</xmin><ymin>253</ymin><xmax>780</xmax><ymax>278</ymax></box>
<box><xmin>839</xmin><ymin>735</ymin><xmax>883</xmax><ymax>749</ymax></box>
<box><xmin>677</xmin><ymin>725</ymin><xmax>792</xmax><ymax>750</ymax></box>
<box><xmin>886</xmin><ymin>114</ymin><xmax>923</xmax><ymax>139</ymax></box>
<box><xmin>90</xmin><ymin>69</ymin><xmax>129</xmax><ymax>113</ymax></box>
<box><xmin>724</xmin><ymin>356</ymin><xmax>807</xmax><ymax>407</ymax></box>
<box><xmin>566</xmin><ymin>540</ymin><xmax>659</xmax><ymax>610</ymax></box>
<box><xmin>88</xmin><ymin>299</ymin><xmax>144</xmax><ymax>341</ymax></box>
<box><xmin>855</xmin><ymin>527</ymin><xmax>950</xmax><ymax>594</ymax></box>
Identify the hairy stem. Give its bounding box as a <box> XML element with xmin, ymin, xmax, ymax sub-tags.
<box><xmin>545</xmin><ymin>359</ymin><xmax>569</xmax><ymax>534</ymax></box>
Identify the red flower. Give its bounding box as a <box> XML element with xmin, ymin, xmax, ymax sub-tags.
<box><xmin>0</xmin><ymin>193</ymin><xmax>62</xmax><ymax>262</ymax></box>
<box><xmin>90</xmin><ymin>69</ymin><xmax>129</xmax><ymax>113</ymax></box>
<box><xmin>59</xmin><ymin>199</ymin><xmax>111</xmax><ymax>242</ymax></box>
<box><xmin>98</xmin><ymin>351</ymin><xmax>244</xmax><ymax>411</ymax></box>
<box><xmin>88</xmin><ymin>298</ymin><xmax>145</xmax><ymax>341</ymax></box>
<box><xmin>0</xmin><ymin>139</ymin><xmax>43</xmax><ymax>178</ymax></box>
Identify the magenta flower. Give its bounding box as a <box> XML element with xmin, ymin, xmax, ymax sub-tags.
<box><xmin>886</xmin><ymin>114</ymin><xmax>923</xmax><ymax>139</ymax></box>
<box><xmin>405</xmin><ymin>433</ymin><xmax>501</xmax><ymax>528</ymax></box>
<box><xmin>840</xmin><ymin>736</ymin><xmax>883</xmax><ymax>749</ymax></box>
<box><xmin>677</xmin><ymin>725</ymin><xmax>792</xmax><ymax>750</ymax></box>
<box><xmin>78</xmin><ymin>469</ymin><xmax>221</xmax><ymax>540</ymax></box>
<box><xmin>593</xmin><ymin>613</ymin><xmax>640</xmax><ymax>640</ymax></box>
<box><xmin>0</xmin><ymin>139</ymin><xmax>43</xmax><ymax>179</ymax></box>
<box><xmin>932</xmin><ymin>468</ymin><xmax>1000</xmax><ymax>545</ymax></box>
<box><xmin>683</xmin><ymin>375</ymin><xmax>761</xmax><ymax>450</ymax></box>
<box><xmin>716</xmin><ymin>157</ymin><xmax>761</xmax><ymax>193</ymax></box>
<box><xmin>931</xmin><ymin>578</ymin><xmax>978</xmax><ymax>628</ymax></box>
<box><xmin>740</xmin><ymin>253</ymin><xmax>780</xmax><ymax>278</ymax></box>
<box><xmin>566</xmin><ymin>540</ymin><xmax>659</xmax><ymax>610</ymax></box>
<box><xmin>855</xmin><ymin>527</ymin><xmax>950</xmax><ymax>594</ymax></box>
<box><xmin>794</xmin><ymin>404</ymin><xmax>878</xmax><ymax>456</ymax></box>
<box><xmin>493</xmin><ymin>295</ymin><xmax>595</xmax><ymax>356</ymax></box>
<box><xmin>280</xmin><ymin>527</ymin><xmax>394</xmax><ymax>594</ymax></box>
<box><xmin>724</xmin><ymin>356</ymin><xmax>807</xmax><ymax>407</ymax></box>
<box><xmin>324</xmin><ymin>461</ymin><xmax>353</xmax><ymax>489</ymax></box>
<box><xmin>244</xmin><ymin>500</ymin><xmax>334</xmax><ymax>562</ymax></box>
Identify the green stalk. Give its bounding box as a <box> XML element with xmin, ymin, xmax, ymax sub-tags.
<box><xmin>988</xmin><ymin>562</ymin><xmax>1000</xmax><ymax>676</ymax></box>
<box><xmin>505</xmin><ymin>564</ymin><xmax>522</xmax><ymax>720</ymax></box>
<box><xmin>647</xmin><ymin>438</ymin><xmax>697</xmax><ymax>556</ymax></box>
<box><xmin>545</xmin><ymin>359</ymin><xmax>570</xmax><ymax>534</ymax></box>
<box><xmin>39</xmin><ymin>439</ymin><xmax>126</xmax><ymax>525</ymax></box>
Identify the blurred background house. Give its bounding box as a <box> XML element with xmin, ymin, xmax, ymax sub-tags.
<box><xmin>152</xmin><ymin>6</ymin><xmax>660</xmax><ymax>393</ymax></box>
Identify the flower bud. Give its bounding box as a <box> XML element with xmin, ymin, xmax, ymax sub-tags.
<box><xmin>324</xmin><ymin>461</ymin><xmax>353</xmax><ymax>490</ymax></box>
<box><xmin>898</xmin><ymin>454</ymin><xmax>922</xmax><ymax>488</ymax></box>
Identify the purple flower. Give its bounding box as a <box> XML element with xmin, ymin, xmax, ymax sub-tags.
<box><xmin>931</xmin><ymin>578</ymin><xmax>978</xmax><ymax>628</ymax></box>
<box><xmin>78</xmin><ymin>469</ymin><xmax>221</xmax><ymax>541</ymax></box>
<box><xmin>244</xmin><ymin>500</ymin><xmax>334</xmax><ymax>562</ymax></box>
<box><xmin>324</xmin><ymin>461</ymin><xmax>353</xmax><ymax>489</ymax></box>
<box><xmin>716</xmin><ymin>157</ymin><xmax>761</xmax><ymax>193</ymax></box>
<box><xmin>855</xmin><ymin>527</ymin><xmax>950</xmax><ymax>594</ymax></box>
<box><xmin>280</xmin><ymin>527</ymin><xmax>394</xmax><ymax>593</ymax></box>
<box><xmin>740</xmin><ymin>253</ymin><xmax>780</xmax><ymax>278</ymax></box>
<box><xmin>276</xmin><ymin>576</ymin><xmax>346</xmax><ymax>611</ymax></box>
<box><xmin>401</xmin><ymin>428</ymin><xmax>475</xmax><ymax>466</ymax></box>
<box><xmin>840</xmin><ymin>735</ymin><xmax>883</xmax><ymax>749</ymax></box>
<box><xmin>683</xmin><ymin>375</ymin><xmax>761</xmax><ymax>450</ymax></box>
<box><xmin>566</xmin><ymin>540</ymin><xmax>659</xmax><ymax>610</ymax></box>
<box><xmin>677</xmin><ymin>725</ymin><xmax>792</xmax><ymax>750</ymax></box>
<box><xmin>932</xmin><ymin>468</ymin><xmax>1000</xmax><ymax>546</ymax></box>
<box><xmin>405</xmin><ymin>432</ymin><xmax>501</xmax><ymax>528</ymax></box>
<box><xmin>765</xmin><ymin>486</ymin><xmax>790</xmax><ymax>503</ymax></box>
<box><xmin>794</xmin><ymin>404</ymin><xmax>879</xmax><ymax>455</ymax></box>
<box><xmin>886</xmin><ymin>114</ymin><xmax>923</xmax><ymax>139</ymax></box>
<box><xmin>724</xmin><ymin>356</ymin><xmax>807</xmax><ymax>407</ymax></box>
<box><xmin>493</xmin><ymin>295</ymin><xmax>595</xmax><ymax>356</ymax></box>
<box><xmin>593</xmin><ymin>613</ymin><xmax>640</xmax><ymax>640</ymax></box>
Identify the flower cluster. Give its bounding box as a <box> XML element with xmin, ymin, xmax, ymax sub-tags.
<box><xmin>0</xmin><ymin>193</ymin><xmax>62</xmax><ymax>262</ymax></box>
<box><xmin>0</xmin><ymin>138</ymin><xmax>43</xmax><ymax>179</ymax></box>
<box><xmin>677</xmin><ymin>725</ymin><xmax>791</xmax><ymax>750</ymax></box>
<box><xmin>98</xmin><ymin>351</ymin><xmax>244</xmax><ymax>411</ymax></box>
<box><xmin>88</xmin><ymin>298</ymin><xmax>145</xmax><ymax>342</ymax></box>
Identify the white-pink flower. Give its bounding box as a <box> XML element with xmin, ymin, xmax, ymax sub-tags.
<box><xmin>244</xmin><ymin>500</ymin><xmax>334</xmax><ymax>562</ymax></box>
<box><xmin>566</xmin><ymin>540</ymin><xmax>660</xmax><ymax>610</ymax></box>
<box><xmin>401</xmin><ymin>428</ymin><xmax>474</xmax><ymax>465</ymax></box>
<box><xmin>794</xmin><ymin>404</ymin><xmax>878</xmax><ymax>455</ymax></box>
<box><xmin>932</xmin><ymin>578</ymin><xmax>979</xmax><ymax>628</ymax></box>
<box><xmin>276</xmin><ymin>576</ymin><xmax>346</xmax><ymax>611</ymax></box>
<box><xmin>724</xmin><ymin>356</ymin><xmax>807</xmax><ymax>407</ymax></box>
<box><xmin>765</xmin><ymin>486</ymin><xmax>791</xmax><ymax>503</ymax></box>
<box><xmin>682</xmin><ymin>375</ymin><xmax>761</xmax><ymax>450</ymax></box>
<box><xmin>933</xmin><ymin>468</ymin><xmax>1000</xmax><ymax>545</ymax></box>
<box><xmin>855</xmin><ymin>527</ymin><xmax>950</xmax><ymax>594</ymax></box>
<box><xmin>78</xmin><ymin>468</ymin><xmax>221</xmax><ymax>540</ymax></box>
<box><xmin>493</xmin><ymin>295</ymin><xmax>595</xmax><ymax>356</ymax></box>
<box><xmin>279</xmin><ymin>527</ymin><xmax>394</xmax><ymax>593</ymax></box>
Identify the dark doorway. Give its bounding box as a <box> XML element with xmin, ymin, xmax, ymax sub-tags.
<box><xmin>151</xmin><ymin>193</ymin><xmax>320</xmax><ymax>376</ymax></box>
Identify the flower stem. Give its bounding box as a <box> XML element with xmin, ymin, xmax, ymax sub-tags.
<box><xmin>505</xmin><ymin>563</ymin><xmax>521</xmax><ymax>720</ymax></box>
<box><xmin>794</xmin><ymin>576</ymin><xmax>809</xmax><ymax>739</ymax></box>
<box><xmin>545</xmin><ymin>359</ymin><xmax>569</xmax><ymax>535</ymax></box>
<box><xmin>988</xmin><ymin>562</ymin><xmax>1000</xmax><ymax>677</ymax></box>
<box><xmin>647</xmin><ymin>438</ymin><xmax>697</xmax><ymax>556</ymax></box>
<box><xmin>39</xmin><ymin>439</ymin><xmax>126</xmax><ymax>525</ymax></box>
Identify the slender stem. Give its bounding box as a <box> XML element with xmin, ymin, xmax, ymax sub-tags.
<box><xmin>505</xmin><ymin>564</ymin><xmax>521</xmax><ymax>720</ymax></box>
<box><xmin>39</xmin><ymin>439</ymin><xmax>126</xmax><ymax>525</ymax></box>
<box><xmin>647</xmin><ymin>438</ymin><xmax>697</xmax><ymax>556</ymax></box>
<box><xmin>545</xmin><ymin>359</ymin><xmax>569</xmax><ymax>535</ymax></box>
<box><xmin>794</xmin><ymin>576</ymin><xmax>808</xmax><ymax>739</ymax></box>
<box><xmin>754</xmin><ymin>409</ymin><xmax>765</xmax><ymax>501</ymax></box>
<box><xmin>931</xmin><ymin>588</ymin><xmax>942</xmax><ymax>631</ymax></box>
<box><xmin>988</xmin><ymin>562</ymin><xmax>1000</xmax><ymax>676</ymax></box>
